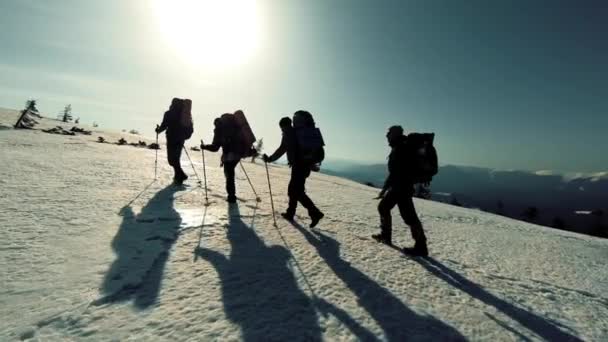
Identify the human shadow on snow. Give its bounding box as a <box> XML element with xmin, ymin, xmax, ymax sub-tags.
<box><xmin>97</xmin><ymin>184</ymin><xmax>183</xmax><ymax>310</ymax></box>
<box><xmin>414</xmin><ymin>257</ymin><xmax>583</xmax><ymax>341</ymax></box>
<box><xmin>195</xmin><ymin>203</ymin><xmax>322</xmax><ymax>341</ymax></box>
<box><xmin>290</xmin><ymin>221</ymin><xmax>466</xmax><ymax>341</ymax></box>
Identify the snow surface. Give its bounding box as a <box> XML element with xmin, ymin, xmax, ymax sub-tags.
<box><xmin>1</xmin><ymin>109</ymin><xmax>607</xmax><ymax>341</ymax></box>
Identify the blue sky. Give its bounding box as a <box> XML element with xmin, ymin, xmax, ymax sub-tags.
<box><xmin>1</xmin><ymin>0</ymin><xmax>606</xmax><ymax>172</ymax></box>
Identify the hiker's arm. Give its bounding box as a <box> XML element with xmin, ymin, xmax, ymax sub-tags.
<box><xmin>202</xmin><ymin>129</ymin><xmax>222</xmax><ymax>152</ymax></box>
<box><xmin>266</xmin><ymin>137</ymin><xmax>287</xmax><ymax>162</ymax></box>
<box><xmin>202</xmin><ymin>143</ymin><xmax>220</xmax><ymax>152</ymax></box>
<box><xmin>156</xmin><ymin>112</ymin><xmax>169</xmax><ymax>133</ymax></box>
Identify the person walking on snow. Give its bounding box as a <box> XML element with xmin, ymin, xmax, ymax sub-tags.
<box><xmin>201</xmin><ymin>116</ymin><xmax>241</xmax><ymax>203</ymax></box>
<box><xmin>156</xmin><ymin>98</ymin><xmax>189</xmax><ymax>185</ymax></box>
<box><xmin>264</xmin><ymin>114</ymin><xmax>324</xmax><ymax>228</ymax></box>
<box><xmin>373</xmin><ymin>125</ymin><xmax>428</xmax><ymax>256</ymax></box>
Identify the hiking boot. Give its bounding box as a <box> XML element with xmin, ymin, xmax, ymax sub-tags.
<box><xmin>372</xmin><ymin>233</ymin><xmax>392</xmax><ymax>246</ymax></box>
<box><xmin>403</xmin><ymin>241</ymin><xmax>428</xmax><ymax>257</ymax></box>
<box><xmin>281</xmin><ymin>212</ymin><xmax>295</xmax><ymax>222</ymax></box>
<box><xmin>310</xmin><ymin>211</ymin><xmax>324</xmax><ymax>228</ymax></box>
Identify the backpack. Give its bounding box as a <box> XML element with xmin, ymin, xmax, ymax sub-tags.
<box><xmin>219</xmin><ymin>111</ymin><xmax>256</xmax><ymax>159</ymax></box>
<box><xmin>405</xmin><ymin>133</ymin><xmax>438</xmax><ymax>183</ymax></box>
<box><xmin>293</xmin><ymin>111</ymin><xmax>325</xmax><ymax>167</ymax></box>
<box><xmin>180</xmin><ymin>99</ymin><xmax>194</xmax><ymax>140</ymax></box>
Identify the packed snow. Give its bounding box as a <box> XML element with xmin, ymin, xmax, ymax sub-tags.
<box><xmin>1</xmin><ymin>109</ymin><xmax>607</xmax><ymax>341</ymax></box>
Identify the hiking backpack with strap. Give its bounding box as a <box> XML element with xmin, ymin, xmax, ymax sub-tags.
<box><xmin>180</xmin><ymin>99</ymin><xmax>194</xmax><ymax>140</ymax></box>
<box><xmin>219</xmin><ymin>111</ymin><xmax>256</xmax><ymax>159</ymax></box>
<box><xmin>405</xmin><ymin>133</ymin><xmax>438</xmax><ymax>183</ymax></box>
<box><xmin>293</xmin><ymin>111</ymin><xmax>325</xmax><ymax>167</ymax></box>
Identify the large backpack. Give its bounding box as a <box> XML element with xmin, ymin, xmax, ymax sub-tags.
<box><xmin>293</xmin><ymin>111</ymin><xmax>325</xmax><ymax>167</ymax></box>
<box><xmin>218</xmin><ymin>111</ymin><xmax>256</xmax><ymax>159</ymax></box>
<box><xmin>405</xmin><ymin>133</ymin><xmax>438</xmax><ymax>183</ymax></box>
<box><xmin>179</xmin><ymin>99</ymin><xmax>194</xmax><ymax>140</ymax></box>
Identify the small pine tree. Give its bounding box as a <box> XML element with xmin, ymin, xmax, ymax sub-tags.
<box><xmin>58</xmin><ymin>104</ymin><xmax>73</xmax><ymax>123</ymax></box>
<box><xmin>75</xmin><ymin>117</ymin><xmax>80</xmax><ymax>124</ymax></box>
<box><xmin>496</xmin><ymin>200</ymin><xmax>505</xmax><ymax>215</ymax></box>
<box><xmin>251</xmin><ymin>138</ymin><xmax>264</xmax><ymax>163</ymax></box>
<box><xmin>414</xmin><ymin>183</ymin><xmax>432</xmax><ymax>199</ymax></box>
<box><xmin>552</xmin><ymin>217</ymin><xmax>566</xmax><ymax>230</ymax></box>
<box><xmin>450</xmin><ymin>197</ymin><xmax>462</xmax><ymax>207</ymax></box>
<box><xmin>14</xmin><ymin>99</ymin><xmax>39</xmax><ymax>128</ymax></box>
<box><xmin>522</xmin><ymin>206</ymin><xmax>539</xmax><ymax>222</ymax></box>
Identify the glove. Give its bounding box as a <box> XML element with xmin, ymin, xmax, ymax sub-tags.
<box><xmin>262</xmin><ymin>154</ymin><xmax>270</xmax><ymax>163</ymax></box>
<box><xmin>155</xmin><ymin>125</ymin><xmax>161</xmax><ymax>134</ymax></box>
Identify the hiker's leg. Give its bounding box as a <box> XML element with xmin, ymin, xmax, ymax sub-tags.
<box><xmin>174</xmin><ymin>141</ymin><xmax>186</xmax><ymax>179</ymax></box>
<box><xmin>295</xmin><ymin>168</ymin><xmax>320</xmax><ymax>216</ymax></box>
<box><xmin>286</xmin><ymin>167</ymin><xmax>305</xmax><ymax>216</ymax></box>
<box><xmin>224</xmin><ymin>161</ymin><xmax>238</xmax><ymax>201</ymax></box>
<box><xmin>167</xmin><ymin>142</ymin><xmax>180</xmax><ymax>179</ymax></box>
<box><xmin>378</xmin><ymin>190</ymin><xmax>398</xmax><ymax>240</ymax></box>
<box><xmin>398</xmin><ymin>195</ymin><xmax>427</xmax><ymax>244</ymax></box>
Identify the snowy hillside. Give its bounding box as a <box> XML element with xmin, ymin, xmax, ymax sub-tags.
<box><xmin>1</xmin><ymin>109</ymin><xmax>607</xmax><ymax>341</ymax></box>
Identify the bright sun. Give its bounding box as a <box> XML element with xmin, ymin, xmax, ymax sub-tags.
<box><xmin>151</xmin><ymin>0</ymin><xmax>260</xmax><ymax>68</ymax></box>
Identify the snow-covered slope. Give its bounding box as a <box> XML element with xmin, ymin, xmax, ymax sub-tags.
<box><xmin>1</xmin><ymin>110</ymin><xmax>607</xmax><ymax>341</ymax></box>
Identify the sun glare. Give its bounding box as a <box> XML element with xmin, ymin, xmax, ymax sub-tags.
<box><xmin>151</xmin><ymin>0</ymin><xmax>260</xmax><ymax>68</ymax></box>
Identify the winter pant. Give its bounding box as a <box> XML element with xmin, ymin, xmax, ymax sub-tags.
<box><xmin>286</xmin><ymin>166</ymin><xmax>320</xmax><ymax>217</ymax></box>
<box><xmin>167</xmin><ymin>139</ymin><xmax>186</xmax><ymax>180</ymax></box>
<box><xmin>378</xmin><ymin>189</ymin><xmax>427</xmax><ymax>244</ymax></box>
<box><xmin>223</xmin><ymin>160</ymin><xmax>239</xmax><ymax>200</ymax></box>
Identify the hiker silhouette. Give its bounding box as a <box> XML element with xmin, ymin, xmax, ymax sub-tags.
<box><xmin>290</xmin><ymin>221</ymin><xmax>465</xmax><ymax>341</ymax></box>
<box><xmin>414</xmin><ymin>257</ymin><xmax>584</xmax><ymax>341</ymax></box>
<box><xmin>264</xmin><ymin>112</ymin><xmax>324</xmax><ymax>228</ymax></box>
<box><xmin>196</xmin><ymin>204</ymin><xmax>322</xmax><ymax>341</ymax></box>
<box><xmin>99</xmin><ymin>185</ymin><xmax>182</xmax><ymax>309</ymax></box>
<box><xmin>156</xmin><ymin>98</ymin><xmax>192</xmax><ymax>185</ymax></box>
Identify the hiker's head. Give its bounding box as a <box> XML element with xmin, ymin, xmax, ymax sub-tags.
<box><xmin>234</xmin><ymin>109</ymin><xmax>244</xmax><ymax>116</ymax></box>
<box><xmin>293</xmin><ymin>110</ymin><xmax>314</xmax><ymax>128</ymax></box>
<box><xmin>279</xmin><ymin>117</ymin><xmax>292</xmax><ymax>131</ymax></box>
<box><xmin>386</xmin><ymin>125</ymin><xmax>404</xmax><ymax>146</ymax></box>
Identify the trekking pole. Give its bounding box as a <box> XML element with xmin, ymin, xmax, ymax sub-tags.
<box><xmin>264</xmin><ymin>161</ymin><xmax>278</xmax><ymax>227</ymax></box>
<box><xmin>240</xmin><ymin>161</ymin><xmax>261</xmax><ymax>202</ymax></box>
<box><xmin>200</xmin><ymin>139</ymin><xmax>209</xmax><ymax>205</ymax></box>
<box><xmin>183</xmin><ymin>147</ymin><xmax>202</xmax><ymax>185</ymax></box>
<box><xmin>154</xmin><ymin>131</ymin><xmax>159</xmax><ymax>180</ymax></box>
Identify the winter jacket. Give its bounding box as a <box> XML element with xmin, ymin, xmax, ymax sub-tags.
<box><xmin>157</xmin><ymin>109</ymin><xmax>186</xmax><ymax>142</ymax></box>
<box><xmin>383</xmin><ymin>135</ymin><xmax>414</xmax><ymax>193</ymax></box>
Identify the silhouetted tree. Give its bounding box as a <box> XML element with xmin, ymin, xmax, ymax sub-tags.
<box><xmin>450</xmin><ymin>197</ymin><xmax>462</xmax><ymax>207</ymax></box>
<box><xmin>522</xmin><ymin>206</ymin><xmax>539</xmax><ymax>222</ymax></box>
<box><xmin>92</xmin><ymin>122</ymin><xmax>99</xmax><ymax>128</ymax></box>
<box><xmin>75</xmin><ymin>117</ymin><xmax>80</xmax><ymax>124</ymax></box>
<box><xmin>414</xmin><ymin>183</ymin><xmax>432</xmax><ymax>199</ymax></box>
<box><xmin>496</xmin><ymin>200</ymin><xmax>505</xmax><ymax>215</ymax></box>
<box><xmin>251</xmin><ymin>138</ymin><xmax>264</xmax><ymax>163</ymax></box>
<box><xmin>551</xmin><ymin>217</ymin><xmax>566</xmax><ymax>230</ymax></box>
<box><xmin>58</xmin><ymin>104</ymin><xmax>73</xmax><ymax>122</ymax></box>
<box><xmin>590</xmin><ymin>210</ymin><xmax>606</xmax><ymax>238</ymax></box>
<box><xmin>14</xmin><ymin>99</ymin><xmax>40</xmax><ymax>129</ymax></box>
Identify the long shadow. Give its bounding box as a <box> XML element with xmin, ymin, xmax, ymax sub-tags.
<box><xmin>195</xmin><ymin>203</ymin><xmax>322</xmax><ymax>341</ymax></box>
<box><xmin>290</xmin><ymin>222</ymin><xmax>466</xmax><ymax>341</ymax></box>
<box><xmin>97</xmin><ymin>185</ymin><xmax>183</xmax><ymax>310</ymax></box>
<box><xmin>117</xmin><ymin>180</ymin><xmax>156</xmax><ymax>214</ymax></box>
<box><xmin>414</xmin><ymin>257</ymin><xmax>583</xmax><ymax>341</ymax></box>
